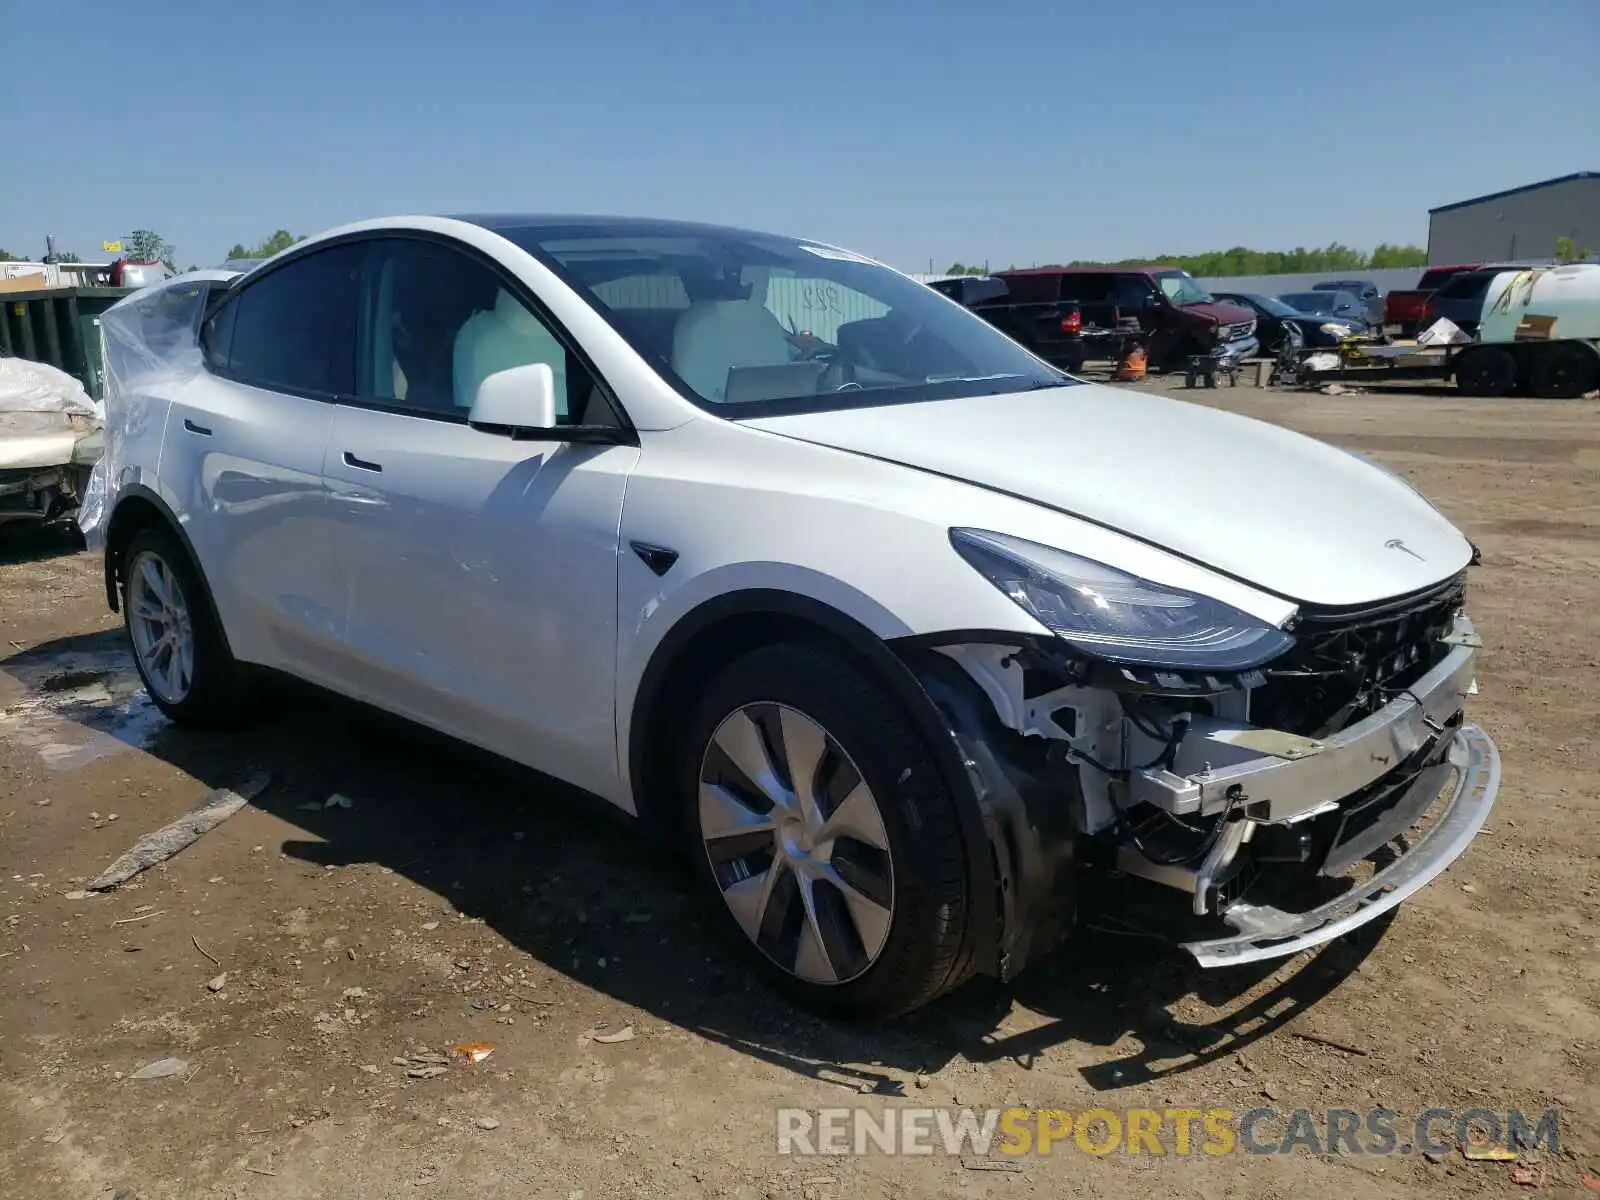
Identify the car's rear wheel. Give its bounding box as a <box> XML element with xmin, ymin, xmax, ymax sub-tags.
<box><xmin>121</xmin><ymin>525</ymin><xmax>254</xmax><ymax>726</ymax></box>
<box><xmin>681</xmin><ymin>641</ymin><xmax>974</xmax><ymax>1017</ymax></box>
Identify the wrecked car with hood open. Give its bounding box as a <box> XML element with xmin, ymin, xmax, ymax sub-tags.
<box><xmin>0</xmin><ymin>352</ymin><xmax>104</xmax><ymax>526</ymax></box>
<box><xmin>80</xmin><ymin>217</ymin><xmax>1499</xmax><ymax>1016</ymax></box>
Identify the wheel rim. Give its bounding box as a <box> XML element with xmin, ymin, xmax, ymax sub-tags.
<box><xmin>127</xmin><ymin>549</ymin><xmax>195</xmax><ymax>704</ymax></box>
<box><xmin>697</xmin><ymin>703</ymin><xmax>895</xmax><ymax>985</ymax></box>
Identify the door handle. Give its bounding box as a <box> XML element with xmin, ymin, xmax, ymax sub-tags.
<box><xmin>183</xmin><ymin>418</ymin><xmax>212</xmax><ymax>436</ymax></box>
<box><xmin>342</xmin><ymin>451</ymin><xmax>383</xmax><ymax>473</ymax></box>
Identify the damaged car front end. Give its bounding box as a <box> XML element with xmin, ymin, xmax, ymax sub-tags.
<box><xmin>0</xmin><ymin>356</ymin><xmax>104</xmax><ymax>526</ymax></box>
<box><xmin>896</xmin><ymin>530</ymin><xmax>1498</xmax><ymax>979</ymax></box>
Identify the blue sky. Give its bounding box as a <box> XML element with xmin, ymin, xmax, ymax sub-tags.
<box><xmin>3</xmin><ymin>0</ymin><xmax>1596</xmax><ymax>271</ymax></box>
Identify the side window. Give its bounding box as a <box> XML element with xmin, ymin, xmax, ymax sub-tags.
<box><xmin>1110</xmin><ymin>274</ymin><xmax>1155</xmax><ymax>313</ymax></box>
<box><xmin>357</xmin><ymin>239</ymin><xmax>602</xmax><ymax>425</ymax></box>
<box><xmin>1059</xmin><ymin>275</ymin><xmax>1113</xmax><ymax>305</ymax></box>
<box><xmin>227</xmin><ymin>244</ymin><xmax>362</xmax><ymax>396</ymax></box>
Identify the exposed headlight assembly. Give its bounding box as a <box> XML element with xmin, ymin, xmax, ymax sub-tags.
<box><xmin>950</xmin><ymin>529</ymin><xmax>1294</xmax><ymax>671</ymax></box>
<box><xmin>1320</xmin><ymin>322</ymin><xmax>1352</xmax><ymax>336</ymax></box>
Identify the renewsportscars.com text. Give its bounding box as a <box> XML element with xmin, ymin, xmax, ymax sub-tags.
<box><xmin>776</xmin><ymin>1106</ymin><xmax>1560</xmax><ymax>1157</ymax></box>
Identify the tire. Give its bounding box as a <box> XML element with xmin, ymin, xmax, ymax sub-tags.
<box><xmin>1528</xmin><ymin>343</ymin><xmax>1600</xmax><ymax>399</ymax></box>
<box><xmin>1453</xmin><ymin>347</ymin><xmax>1517</xmax><ymax>398</ymax></box>
<box><xmin>680</xmin><ymin>640</ymin><xmax>974</xmax><ymax>1017</ymax></box>
<box><xmin>120</xmin><ymin>525</ymin><xmax>255</xmax><ymax>726</ymax></box>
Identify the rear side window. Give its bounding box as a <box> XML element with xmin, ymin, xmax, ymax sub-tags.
<box><xmin>200</xmin><ymin>297</ymin><xmax>238</xmax><ymax>371</ymax></box>
<box><xmin>1418</xmin><ymin>268</ymin><xmax>1462</xmax><ymax>289</ymax></box>
<box><xmin>1003</xmin><ymin>274</ymin><xmax>1063</xmax><ymax>304</ymax></box>
<box><xmin>963</xmin><ymin>277</ymin><xmax>1009</xmax><ymax>305</ymax></box>
<box><xmin>225</xmin><ymin>244</ymin><xmax>363</xmax><ymax>396</ymax></box>
<box><xmin>1437</xmin><ymin>273</ymin><xmax>1493</xmax><ymax>299</ymax></box>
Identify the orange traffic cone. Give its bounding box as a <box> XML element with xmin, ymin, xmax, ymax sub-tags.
<box><xmin>1113</xmin><ymin>342</ymin><xmax>1147</xmax><ymax>381</ymax></box>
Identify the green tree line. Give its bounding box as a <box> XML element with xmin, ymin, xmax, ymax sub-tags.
<box><xmin>949</xmin><ymin>242</ymin><xmax>1429</xmax><ymax>277</ymax></box>
<box><xmin>227</xmin><ymin>230</ymin><xmax>304</xmax><ymax>260</ymax></box>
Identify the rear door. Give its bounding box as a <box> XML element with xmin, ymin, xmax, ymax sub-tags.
<box><xmin>317</xmin><ymin>235</ymin><xmax>638</xmax><ymax>799</ymax></box>
<box><xmin>159</xmin><ymin>244</ymin><xmax>361</xmax><ymax>683</ymax></box>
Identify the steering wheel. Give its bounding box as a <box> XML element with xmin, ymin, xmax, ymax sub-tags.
<box><xmin>820</xmin><ymin>340</ymin><xmax>859</xmax><ymax>391</ymax></box>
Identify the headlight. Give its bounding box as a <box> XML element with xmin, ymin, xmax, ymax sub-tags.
<box><xmin>950</xmin><ymin>529</ymin><xmax>1294</xmax><ymax>671</ymax></box>
<box><xmin>1320</xmin><ymin>322</ymin><xmax>1352</xmax><ymax>336</ymax></box>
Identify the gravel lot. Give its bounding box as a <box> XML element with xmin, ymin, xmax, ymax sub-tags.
<box><xmin>2</xmin><ymin>375</ymin><xmax>1597</xmax><ymax>1199</ymax></box>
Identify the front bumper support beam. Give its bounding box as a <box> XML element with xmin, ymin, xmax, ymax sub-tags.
<box><xmin>1182</xmin><ymin>723</ymin><xmax>1499</xmax><ymax>967</ymax></box>
<box><xmin>1130</xmin><ymin>615</ymin><xmax>1483</xmax><ymax>823</ymax></box>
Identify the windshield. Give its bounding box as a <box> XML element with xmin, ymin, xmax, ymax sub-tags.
<box><xmin>1156</xmin><ymin>271</ymin><xmax>1213</xmax><ymax>305</ymax></box>
<box><xmin>498</xmin><ymin>221</ymin><xmax>1073</xmax><ymax>413</ymax></box>
<box><xmin>1249</xmin><ymin>293</ymin><xmax>1301</xmax><ymax>317</ymax></box>
<box><xmin>1279</xmin><ymin>292</ymin><xmax>1340</xmax><ymax>315</ymax></box>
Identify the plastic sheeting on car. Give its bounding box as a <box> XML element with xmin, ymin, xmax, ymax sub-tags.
<box><xmin>0</xmin><ymin>355</ymin><xmax>101</xmax><ymax>420</ymax></box>
<box><xmin>76</xmin><ymin>271</ymin><xmax>239</xmax><ymax>544</ymax></box>
<box><xmin>0</xmin><ymin>356</ymin><xmax>103</xmax><ymax>476</ymax></box>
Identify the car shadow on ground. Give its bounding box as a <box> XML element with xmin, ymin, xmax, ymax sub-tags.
<box><xmin>6</xmin><ymin>629</ymin><xmax>1381</xmax><ymax>1098</ymax></box>
<box><xmin>0</xmin><ymin>520</ymin><xmax>86</xmax><ymax>566</ymax></box>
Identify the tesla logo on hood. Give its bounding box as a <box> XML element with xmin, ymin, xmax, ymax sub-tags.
<box><xmin>1384</xmin><ymin>537</ymin><xmax>1425</xmax><ymax>561</ymax></box>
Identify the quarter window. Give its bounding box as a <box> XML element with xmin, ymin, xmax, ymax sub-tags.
<box><xmin>226</xmin><ymin>244</ymin><xmax>362</xmax><ymax>396</ymax></box>
<box><xmin>199</xmin><ymin>297</ymin><xmax>237</xmax><ymax>372</ymax></box>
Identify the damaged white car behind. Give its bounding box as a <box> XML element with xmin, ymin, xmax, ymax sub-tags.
<box><xmin>80</xmin><ymin>216</ymin><xmax>1500</xmax><ymax>1017</ymax></box>
<box><xmin>0</xmin><ymin>353</ymin><xmax>104</xmax><ymax>526</ymax></box>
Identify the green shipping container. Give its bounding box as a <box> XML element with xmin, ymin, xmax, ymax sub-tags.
<box><xmin>0</xmin><ymin>286</ymin><xmax>136</xmax><ymax>401</ymax></box>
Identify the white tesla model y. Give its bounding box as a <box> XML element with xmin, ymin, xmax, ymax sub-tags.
<box><xmin>81</xmin><ymin>215</ymin><xmax>1499</xmax><ymax>1015</ymax></box>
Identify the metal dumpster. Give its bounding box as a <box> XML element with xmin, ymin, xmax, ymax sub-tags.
<box><xmin>0</xmin><ymin>286</ymin><xmax>136</xmax><ymax>402</ymax></box>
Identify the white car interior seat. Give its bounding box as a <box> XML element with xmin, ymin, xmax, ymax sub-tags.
<box><xmin>671</xmin><ymin>300</ymin><xmax>794</xmax><ymax>402</ymax></box>
<box><xmin>453</xmin><ymin>289</ymin><xmax>570</xmax><ymax>417</ymax></box>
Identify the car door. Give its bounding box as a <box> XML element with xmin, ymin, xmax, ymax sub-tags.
<box><xmin>158</xmin><ymin>243</ymin><xmax>361</xmax><ymax>683</ymax></box>
<box><xmin>318</xmin><ymin>235</ymin><xmax>639</xmax><ymax>800</ymax></box>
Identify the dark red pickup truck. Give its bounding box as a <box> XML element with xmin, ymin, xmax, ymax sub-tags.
<box><xmin>1384</xmin><ymin>265</ymin><xmax>1483</xmax><ymax>337</ymax></box>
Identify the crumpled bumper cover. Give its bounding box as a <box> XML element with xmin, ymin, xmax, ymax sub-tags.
<box><xmin>1183</xmin><ymin>724</ymin><xmax>1500</xmax><ymax>967</ymax></box>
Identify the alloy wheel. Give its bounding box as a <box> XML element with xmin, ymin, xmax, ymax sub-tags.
<box><xmin>697</xmin><ymin>703</ymin><xmax>895</xmax><ymax>985</ymax></box>
<box><xmin>127</xmin><ymin>549</ymin><xmax>196</xmax><ymax>704</ymax></box>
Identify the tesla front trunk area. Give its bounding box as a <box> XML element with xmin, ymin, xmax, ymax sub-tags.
<box><xmin>79</xmin><ymin>214</ymin><xmax>1500</xmax><ymax>1016</ymax></box>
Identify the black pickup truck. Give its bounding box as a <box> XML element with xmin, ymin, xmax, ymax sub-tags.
<box><xmin>927</xmin><ymin>275</ymin><xmax>1088</xmax><ymax>371</ymax></box>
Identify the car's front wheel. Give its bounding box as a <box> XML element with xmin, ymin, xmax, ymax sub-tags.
<box><xmin>682</xmin><ymin>641</ymin><xmax>975</xmax><ymax>1017</ymax></box>
<box><xmin>121</xmin><ymin>525</ymin><xmax>254</xmax><ymax>726</ymax></box>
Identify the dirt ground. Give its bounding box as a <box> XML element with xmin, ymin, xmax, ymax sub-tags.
<box><xmin>2</xmin><ymin>376</ymin><xmax>1597</xmax><ymax>1200</ymax></box>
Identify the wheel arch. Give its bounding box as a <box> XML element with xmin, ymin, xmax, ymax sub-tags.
<box><xmin>626</xmin><ymin>588</ymin><xmax>1005</xmax><ymax>970</ymax></box>
<box><xmin>103</xmin><ymin>487</ymin><xmax>229</xmax><ymax>659</ymax></box>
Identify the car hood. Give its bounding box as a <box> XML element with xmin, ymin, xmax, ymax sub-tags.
<box><xmin>1180</xmin><ymin>300</ymin><xmax>1256</xmax><ymax>326</ymax></box>
<box><xmin>742</xmin><ymin>384</ymin><xmax>1473</xmax><ymax>608</ymax></box>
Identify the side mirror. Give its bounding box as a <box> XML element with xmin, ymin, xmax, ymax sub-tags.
<box><xmin>470</xmin><ymin>362</ymin><xmax>557</xmax><ymax>432</ymax></box>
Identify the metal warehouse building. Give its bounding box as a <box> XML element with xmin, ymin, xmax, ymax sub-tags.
<box><xmin>1428</xmin><ymin>171</ymin><xmax>1599</xmax><ymax>264</ymax></box>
